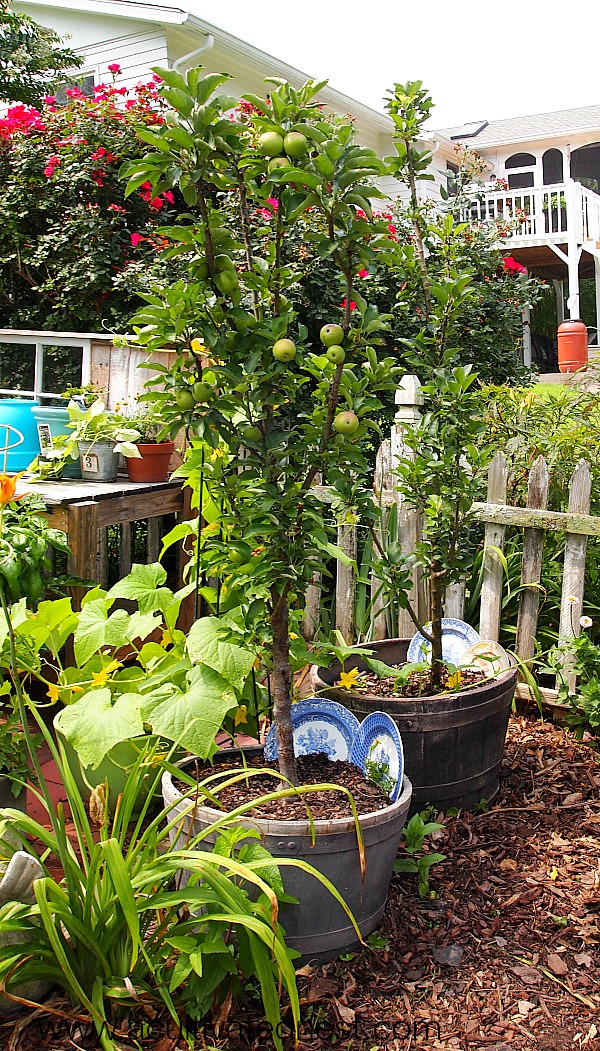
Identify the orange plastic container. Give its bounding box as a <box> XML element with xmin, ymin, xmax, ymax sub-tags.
<box><xmin>558</xmin><ymin>319</ymin><xmax>588</xmax><ymax>373</ymax></box>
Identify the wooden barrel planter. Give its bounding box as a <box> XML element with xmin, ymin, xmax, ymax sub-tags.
<box><xmin>313</xmin><ymin>639</ymin><xmax>517</xmax><ymax>814</ymax></box>
<box><xmin>162</xmin><ymin>749</ymin><xmax>413</xmax><ymax>965</ymax></box>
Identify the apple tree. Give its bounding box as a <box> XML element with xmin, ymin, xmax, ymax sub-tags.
<box><xmin>122</xmin><ymin>69</ymin><xmax>402</xmax><ymax>783</ymax></box>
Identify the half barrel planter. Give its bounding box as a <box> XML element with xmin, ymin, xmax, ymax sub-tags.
<box><xmin>162</xmin><ymin>749</ymin><xmax>413</xmax><ymax>965</ymax></box>
<box><xmin>312</xmin><ymin>638</ymin><xmax>517</xmax><ymax>815</ymax></box>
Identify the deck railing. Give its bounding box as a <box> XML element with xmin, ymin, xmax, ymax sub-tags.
<box><xmin>460</xmin><ymin>180</ymin><xmax>600</xmax><ymax>246</ymax></box>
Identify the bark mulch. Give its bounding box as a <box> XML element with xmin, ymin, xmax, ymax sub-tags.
<box><xmin>5</xmin><ymin>715</ymin><xmax>599</xmax><ymax>1051</ymax></box>
<box><xmin>176</xmin><ymin>750</ymin><xmax>391</xmax><ymax>820</ymax></box>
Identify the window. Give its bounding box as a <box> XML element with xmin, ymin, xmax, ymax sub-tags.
<box><xmin>508</xmin><ymin>171</ymin><xmax>535</xmax><ymax>189</ymax></box>
<box><xmin>446</xmin><ymin>161</ymin><xmax>459</xmax><ymax>196</ymax></box>
<box><xmin>55</xmin><ymin>73</ymin><xmax>95</xmax><ymax>103</ymax></box>
<box><xmin>542</xmin><ymin>149</ymin><xmax>563</xmax><ymax>185</ymax></box>
<box><xmin>505</xmin><ymin>153</ymin><xmax>536</xmax><ymax>169</ymax></box>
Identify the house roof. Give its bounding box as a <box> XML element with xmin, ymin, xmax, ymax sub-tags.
<box><xmin>437</xmin><ymin>104</ymin><xmax>600</xmax><ymax>148</ymax></box>
<box><xmin>20</xmin><ymin>0</ymin><xmax>395</xmax><ymax>135</ymax></box>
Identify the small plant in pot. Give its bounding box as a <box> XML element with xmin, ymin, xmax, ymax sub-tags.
<box><xmin>122</xmin><ymin>407</ymin><xmax>175</xmax><ymax>483</ymax></box>
<box><xmin>65</xmin><ymin>399</ymin><xmax>141</xmax><ymax>481</ymax></box>
<box><xmin>123</xmin><ymin>67</ymin><xmax>414</xmax><ymax>961</ymax></box>
<box><xmin>314</xmin><ymin>82</ymin><xmax>519</xmax><ymax>814</ymax></box>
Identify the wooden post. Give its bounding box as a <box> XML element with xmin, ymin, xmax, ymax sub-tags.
<box><xmin>371</xmin><ymin>439</ymin><xmax>393</xmax><ymax>640</ymax></box>
<box><xmin>119</xmin><ymin>522</ymin><xmax>132</xmax><ymax>579</ymax></box>
<box><xmin>392</xmin><ymin>375</ymin><xmax>425</xmax><ymax>636</ymax></box>
<box><xmin>66</xmin><ymin>500</ymin><xmax>99</xmax><ymax>610</ymax></box>
<box><xmin>515</xmin><ymin>455</ymin><xmax>549</xmax><ymax>664</ymax></box>
<box><xmin>147</xmin><ymin>516</ymin><xmax>161</xmax><ymax>563</ymax></box>
<box><xmin>478</xmin><ymin>451</ymin><xmax>508</xmax><ymax>642</ymax></box>
<box><xmin>445</xmin><ymin>581</ymin><xmax>465</xmax><ymax>620</ymax></box>
<box><xmin>557</xmin><ymin>460</ymin><xmax>592</xmax><ymax>692</ymax></box>
<box><xmin>302</xmin><ymin>578</ymin><xmax>321</xmax><ymax>642</ymax></box>
<box><xmin>335</xmin><ymin>520</ymin><xmax>357</xmax><ymax>643</ymax></box>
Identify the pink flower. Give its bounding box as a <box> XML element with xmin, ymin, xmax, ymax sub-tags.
<box><xmin>357</xmin><ymin>268</ymin><xmax>369</xmax><ymax>278</ymax></box>
<box><xmin>43</xmin><ymin>165</ymin><xmax>55</xmax><ymax>178</ymax></box>
<box><xmin>265</xmin><ymin>197</ymin><xmax>279</xmax><ymax>211</ymax></box>
<box><xmin>163</xmin><ymin>190</ymin><xmax>174</xmax><ymax>204</ymax></box>
<box><xmin>130</xmin><ymin>233</ymin><xmax>143</xmax><ymax>247</ymax></box>
<box><xmin>341</xmin><ymin>299</ymin><xmax>357</xmax><ymax>312</ymax></box>
<box><xmin>43</xmin><ymin>95</ymin><xmax>56</xmax><ymax>105</ymax></box>
<box><xmin>108</xmin><ymin>203</ymin><xmax>126</xmax><ymax>213</ymax></box>
<box><xmin>503</xmin><ymin>256</ymin><xmax>527</xmax><ymax>274</ymax></box>
<box><xmin>108</xmin><ymin>63</ymin><xmax>121</xmax><ymax>74</ymax></box>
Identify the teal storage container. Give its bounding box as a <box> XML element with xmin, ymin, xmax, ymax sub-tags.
<box><xmin>31</xmin><ymin>405</ymin><xmax>81</xmax><ymax>477</ymax></box>
<box><xmin>0</xmin><ymin>399</ymin><xmax>40</xmax><ymax>472</ymax></box>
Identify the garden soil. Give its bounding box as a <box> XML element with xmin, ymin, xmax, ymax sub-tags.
<box><xmin>5</xmin><ymin>715</ymin><xmax>599</xmax><ymax>1051</ymax></box>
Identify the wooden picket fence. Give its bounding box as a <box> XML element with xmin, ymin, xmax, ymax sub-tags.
<box><xmin>303</xmin><ymin>375</ymin><xmax>598</xmax><ymax>702</ymax></box>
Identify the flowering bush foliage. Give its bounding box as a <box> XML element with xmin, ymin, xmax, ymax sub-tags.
<box><xmin>0</xmin><ymin>72</ymin><xmax>180</xmax><ymax>331</ymax></box>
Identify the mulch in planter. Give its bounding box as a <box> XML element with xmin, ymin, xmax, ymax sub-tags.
<box><xmin>175</xmin><ymin>750</ymin><xmax>392</xmax><ymax>821</ymax></box>
<box><xmin>7</xmin><ymin>715</ymin><xmax>600</xmax><ymax>1051</ymax></box>
<box><xmin>351</xmin><ymin>664</ymin><xmax>487</xmax><ymax>698</ymax></box>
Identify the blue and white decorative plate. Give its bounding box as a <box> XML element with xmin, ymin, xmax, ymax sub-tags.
<box><xmin>407</xmin><ymin>618</ymin><xmax>481</xmax><ymax>665</ymax></box>
<box><xmin>350</xmin><ymin>711</ymin><xmax>404</xmax><ymax>802</ymax></box>
<box><xmin>263</xmin><ymin>698</ymin><xmax>360</xmax><ymax>762</ymax></box>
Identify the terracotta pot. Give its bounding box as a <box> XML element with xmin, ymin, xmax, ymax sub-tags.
<box><xmin>126</xmin><ymin>441</ymin><xmax>175</xmax><ymax>483</ymax></box>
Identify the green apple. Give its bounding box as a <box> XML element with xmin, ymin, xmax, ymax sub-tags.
<box><xmin>229</xmin><ymin>541</ymin><xmax>253</xmax><ymax>564</ymax></box>
<box><xmin>325</xmin><ymin>345</ymin><xmax>345</xmax><ymax>364</ymax></box>
<box><xmin>272</xmin><ymin>338</ymin><xmax>296</xmax><ymax>362</ymax></box>
<box><xmin>257</xmin><ymin>131</ymin><xmax>284</xmax><ymax>157</ymax></box>
<box><xmin>268</xmin><ymin>157</ymin><xmax>293</xmax><ymax>173</ymax></box>
<box><xmin>192</xmin><ymin>381</ymin><xmax>213</xmax><ymax>403</ymax></box>
<box><xmin>242</xmin><ymin>425</ymin><xmax>262</xmax><ymax>442</ymax></box>
<box><xmin>214</xmin><ymin>253</ymin><xmax>235</xmax><ymax>272</ymax></box>
<box><xmin>195</xmin><ymin>257</ymin><xmax>209</xmax><ymax>280</ymax></box>
<box><xmin>320</xmin><ymin>323</ymin><xmax>344</xmax><ymax>347</ymax></box>
<box><xmin>333</xmin><ymin>410</ymin><xmax>359</xmax><ymax>435</ymax></box>
<box><xmin>175</xmin><ymin>388</ymin><xmax>195</xmax><ymax>411</ymax></box>
<box><xmin>283</xmin><ymin>131</ymin><xmax>308</xmax><ymax>158</ymax></box>
<box><xmin>215</xmin><ymin>270</ymin><xmax>239</xmax><ymax>295</ymax></box>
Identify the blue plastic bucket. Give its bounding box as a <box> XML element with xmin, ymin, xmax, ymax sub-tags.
<box><xmin>0</xmin><ymin>400</ymin><xmax>40</xmax><ymax>472</ymax></box>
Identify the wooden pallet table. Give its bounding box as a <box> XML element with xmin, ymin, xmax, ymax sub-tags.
<box><xmin>15</xmin><ymin>476</ymin><xmax>195</xmax><ymax>627</ymax></box>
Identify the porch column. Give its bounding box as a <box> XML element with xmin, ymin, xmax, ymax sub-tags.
<box><xmin>553</xmin><ymin>279</ymin><xmax>565</xmax><ymax>324</ymax></box>
<box><xmin>565</xmin><ymin>177</ymin><xmax>580</xmax><ymax>317</ymax></box>
<box><xmin>595</xmin><ymin>257</ymin><xmax>600</xmax><ymax>344</ymax></box>
<box><xmin>521</xmin><ymin>306</ymin><xmax>532</xmax><ymax>367</ymax></box>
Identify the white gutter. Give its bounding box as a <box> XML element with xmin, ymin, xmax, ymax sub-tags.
<box><xmin>173</xmin><ymin>33</ymin><xmax>214</xmax><ymax>73</ymax></box>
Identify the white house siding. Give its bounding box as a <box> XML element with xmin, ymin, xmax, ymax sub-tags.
<box><xmin>15</xmin><ymin>4</ymin><xmax>169</xmax><ymax>90</ymax></box>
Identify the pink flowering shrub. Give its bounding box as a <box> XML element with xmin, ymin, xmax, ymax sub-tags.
<box><xmin>0</xmin><ymin>73</ymin><xmax>179</xmax><ymax>331</ymax></box>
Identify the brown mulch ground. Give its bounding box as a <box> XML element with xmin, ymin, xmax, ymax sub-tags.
<box><xmin>5</xmin><ymin>715</ymin><xmax>600</xmax><ymax>1051</ymax></box>
<box><xmin>176</xmin><ymin>751</ymin><xmax>391</xmax><ymax>820</ymax></box>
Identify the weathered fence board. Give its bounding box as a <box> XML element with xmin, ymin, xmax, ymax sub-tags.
<box><xmin>515</xmin><ymin>455</ymin><xmax>549</xmax><ymax>664</ymax></box>
<box><xmin>557</xmin><ymin>460</ymin><xmax>592</xmax><ymax>690</ymax></box>
<box><xmin>478</xmin><ymin>451</ymin><xmax>508</xmax><ymax>643</ymax></box>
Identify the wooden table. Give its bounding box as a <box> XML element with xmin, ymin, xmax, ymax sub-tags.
<box><xmin>15</xmin><ymin>476</ymin><xmax>194</xmax><ymax>623</ymax></box>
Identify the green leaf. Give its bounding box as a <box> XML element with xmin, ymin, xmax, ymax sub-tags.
<box><xmin>54</xmin><ymin>690</ymin><xmax>144</xmax><ymax>769</ymax></box>
<box><xmin>140</xmin><ymin>665</ymin><xmax>237</xmax><ymax>756</ymax></box>
<box><xmin>186</xmin><ymin>617</ymin><xmax>256</xmax><ymax>687</ymax></box>
<box><xmin>107</xmin><ymin>563</ymin><xmax>173</xmax><ymax>615</ymax></box>
<box><xmin>74</xmin><ymin>602</ymin><xmax>130</xmax><ymax>666</ymax></box>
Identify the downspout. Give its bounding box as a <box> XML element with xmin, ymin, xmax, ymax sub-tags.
<box><xmin>173</xmin><ymin>33</ymin><xmax>214</xmax><ymax>73</ymax></box>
